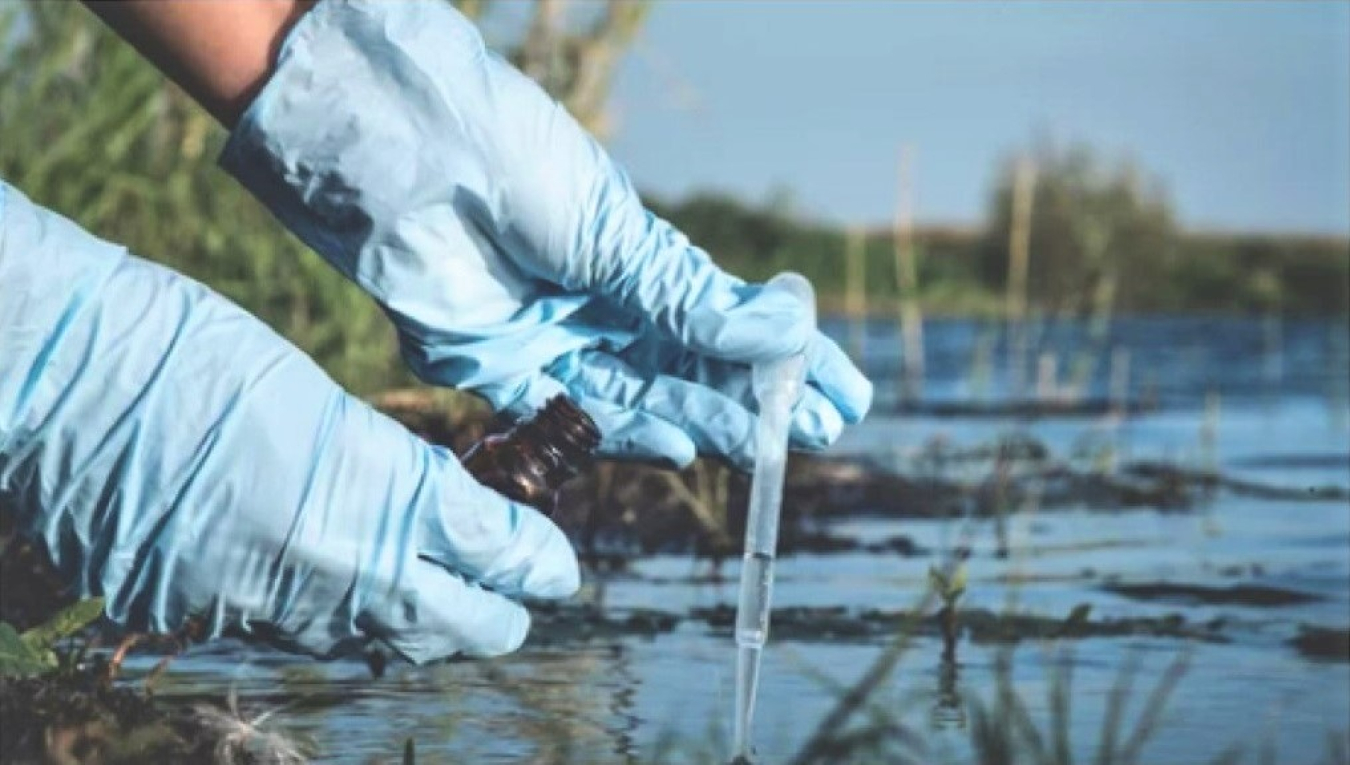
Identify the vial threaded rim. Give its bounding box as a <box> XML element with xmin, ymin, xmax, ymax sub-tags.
<box><xmin>519</xmin><ymin>395</ymin><xmax>601</xmax><ymax>479</ymax></box>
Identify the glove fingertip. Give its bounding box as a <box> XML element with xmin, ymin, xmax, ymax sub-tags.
<box><xmin>588</xmin><ymin>406</ymin><xmax>699</xmax><ymax>469</ymax></box>
<box><xmin>790</xmin><ymin>390</ymin><xmax>846</xmax><ymax>451</ymax></box>
<box><xmin>839</xmin><ymin>376</ymin><xmax>874</xmax><ymax>424</ymax></box>
<box><xmin>499</xmin><ymin>605</ymin><xmax>532</xmax><ymax>655</ymax></box>
<box><xmin>809</xmin><ymin>335</ymin><xmax>874</xmax><ymax>424</ymax></box>
<box><xmin>452</xmin><ymin>599</ymin><xmax>531</xmax><ymax>658</ymax></box>
<box><xmin>520</xmin><ymin>518</ymin><xmax>581</xmax><ymax>599</ymax></box>
<box><xmin>687</xmin><ymin>285</ymin><xmax>811</xmax><ymax>363</ymax></box>
<box><xmin>379</xmin><ymin>562</ymin><xmax>534</xmax><ymax>663</ymax></box>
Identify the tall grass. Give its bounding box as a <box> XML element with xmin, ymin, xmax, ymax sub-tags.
<box><xmin>0</xmin><ymin>2</ymin><xmax>405</xmax><ymax>393</ymax></box>
<box><xmin>0</xmin><ymin>0</ymin><xmax>649</xmax><ymax>395</ymax></box>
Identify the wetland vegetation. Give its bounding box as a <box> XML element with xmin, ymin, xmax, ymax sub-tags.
<box><xmin>1</xmin><ymin>2</ymin><xmax>1347</xmax><ymax>763</ymax></box>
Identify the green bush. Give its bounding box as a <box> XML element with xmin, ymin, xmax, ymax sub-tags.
<box><xmin>647</xmin><ymin>153</ymin><xmax>1348</xmax><ymax>317</ymax></box>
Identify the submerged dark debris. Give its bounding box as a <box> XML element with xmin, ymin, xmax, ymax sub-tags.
<box><xmin>1104</xmin><ymin>581</ymin><xmax>1324</xmax><ymax>607</ymax></box>
<box><xmin>1289</xmin><ymin>626</ymin><xmax>1350</xmax><ymax>663</ymax></box>
<box><xmin>526</xmin><ymin>602</ymin><xmax>680</xmax><ymax>645</ymax></box>
<box><xmin>688</xmin><ymin>604</ymin><xmax>1230</xmax><ymax>645</ymax></box>
<box><xmin>372</xmin><ymin>392</ymin><xmax>1349</xmax><ymax>563</ymax></box>
<box><xmin>523</xmin><ymin>602</ymin><xmax>1231</xmax><ymax>647</ymax></box>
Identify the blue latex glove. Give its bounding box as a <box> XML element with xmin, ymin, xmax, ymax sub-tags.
<box><xmin>220</xmin><ymin>0</ymin><xmax>872</xmax><ymax>470</ymax></box>
<box><xmin>0</xmin><ymin>183</ymin><xmax>578</xmax><ymax>662</ymax></box>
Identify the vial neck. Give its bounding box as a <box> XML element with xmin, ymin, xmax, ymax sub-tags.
<box><xmin>515</xmin><ymin>395</ymin><xmax>601</xmax><ymax>483</ymax></box>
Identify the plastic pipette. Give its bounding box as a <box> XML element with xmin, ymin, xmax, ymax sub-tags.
<box><xmin>731</xmin><ymin>272</ymin><xmax>815</xmax><ymax>764</ymax></box>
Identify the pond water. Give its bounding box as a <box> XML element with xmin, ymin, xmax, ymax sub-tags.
<box><xmin>129</xmin><ymin>317</ymin><xmax>1350</xmax><ymax>764</ymax></box>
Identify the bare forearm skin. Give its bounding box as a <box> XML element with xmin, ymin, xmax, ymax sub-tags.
<box><xmin>81</xmin><ymin>0</ymin><xmax>315</xmax><ymax>127</ymax></box>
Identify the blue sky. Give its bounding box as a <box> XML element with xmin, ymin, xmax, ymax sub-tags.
<box><xmin>600</xmin><ymin>1</ymin><xmax>1350</xmax><ymax>234</ymax></box>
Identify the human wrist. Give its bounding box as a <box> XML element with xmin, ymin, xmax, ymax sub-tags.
<box><xmin>85</xmin><ymin>0</ymin><xmax>317</xmax><ymax>126</ymax></box>
<box><xmin>218</xmin><ymin>0</ymin><xmax>602</xmax><ymax>393</ymax></box>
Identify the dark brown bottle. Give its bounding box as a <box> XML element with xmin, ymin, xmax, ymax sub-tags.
<box><xmin>461</xmin><ymin>395</ymin><xmax>601</xmax><ymax>514</ymax></box>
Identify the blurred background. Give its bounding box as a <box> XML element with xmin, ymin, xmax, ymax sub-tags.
<box><xmin>3</xmin><ymin>1</ymin><xmax>1345</xmax><ymax>394</ymax></box>
<box><xmin>1</xmin><ymin>2</ymin><xmax>1348</xmax><ymax>764</ymax></box>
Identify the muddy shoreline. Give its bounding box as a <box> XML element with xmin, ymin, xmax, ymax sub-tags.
<box><xmin>0</xmin><ymin>672</ymin><xmax>305</xmax><ymax>764</ymax></box>
<box><xmin>378</xmin><ymin>393</ymin><xmax>1349</xmax><ymax>564</ymax></box>
<box><xmin>2</xmin><ymin>392</ymin><xmax>1346</xmax><ymax>763</ymax></box>
<box><xmin>524</xmin><ymin>590</ymin><xmax>1349</xmax><ymax>656</ymax></box>
<box><xmin>4</xmin><ymin>392</ymin><xmax>1344</xmax><ymax>632</ymax></box>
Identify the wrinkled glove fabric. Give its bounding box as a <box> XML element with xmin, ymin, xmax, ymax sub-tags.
<box><xmin>221</xmin><ymin>0</ymin><xmax>873</xmax><ymax>469</ymax></box>
<box><xmin>0</xmin><ymin>182</ymin><xmax>579</xmax><ymax>662</ymax></box>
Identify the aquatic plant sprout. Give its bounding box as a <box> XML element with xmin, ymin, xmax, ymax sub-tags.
<box><xmin>732</xmin><ymin>273</ymin><xmax>814</xmax><ymax>763</ymax></box>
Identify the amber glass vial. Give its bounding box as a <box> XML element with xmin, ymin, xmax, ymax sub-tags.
<box><xmin>461</xmin><ymin>395</ymin><xmax>601</xmax><ymax>514</ymax></box>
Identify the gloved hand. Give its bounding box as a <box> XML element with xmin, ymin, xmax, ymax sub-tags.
<box><xmin>0</xmin><ymin>183</ymin><xmax>578</xmax><ymax>662</ymax></box>
<box><xmin>220</xmin><ymin>0</ymin><xmax>872</xmax><ymax>469</ymax></box>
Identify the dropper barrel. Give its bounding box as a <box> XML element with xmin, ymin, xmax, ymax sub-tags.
<box><xmin>732</xmin><ymin>272</ymin><xmax>817</xmax><ymax>761</ymax></box>
<box><xmin>744</xmin><ymin>273</ymin><xmax>815</xmax><ymax>556</ymax></box>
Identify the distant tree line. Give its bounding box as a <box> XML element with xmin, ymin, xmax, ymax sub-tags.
<box><xmin>648</xmin><ymin>143</ymin><xmax>1348</xmax><ymax>318</ymax></box>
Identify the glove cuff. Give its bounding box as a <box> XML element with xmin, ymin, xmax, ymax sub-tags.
<box><xmin>219</xmin><ymin>0</ymin><xmax>594</xmax><ymax>390</ymax></box>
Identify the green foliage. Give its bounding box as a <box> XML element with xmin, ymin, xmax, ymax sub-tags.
<box><xmin>928</xmin><ymin>562</ymin><xmax>967</xmax><ymax>605</ymax></box>
<box><xmin>0</xmin><ymin>2</ymin><xmax>409</xmax><ymax>393</ymax></box>
<box><xmin>1176</xmin><ymin>231</ymin><xmax>1350</xmax><ymax>313</ymax></box>
<box><xmin>980</xmin><ymin>140</ymin><xmax>1179</xmax><ymax>313</ymax></box>
<box><xmin>18</xmin><ymin>596</ymin><xmax>105</xmax><ymax>655</ymax></box>
<box><xmin>965</xmin><ymin>649</ymin><xmax>1192</xmax><ymax>765</ymax></box>
<box><xmin>0</xmin><ymin>1</ymin><xmax>657</xmax><ymax>394</ymax></box>
<box><xmin>0</xmin><ymin>623</ymin><xmax>45</xmax><ymax>676</ymax></box>
<box><xmin>0</xmin><ymin>597</ymin><xmax>104</xmax><ymax>677</ymax></box>
<box><xmin>979</xmin><ymin>140</ymin><xmax>1349</xmax><ymax>315</ymax></box>
<box><xmin>647</xmin><ymin>192</ymin><xmax>995</xmax><ymax>314</ymax></box>
<box><xmin>648</xmin><ymin>155</ymin><xmax>1348</xmax><ymax>317</ymax></box>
